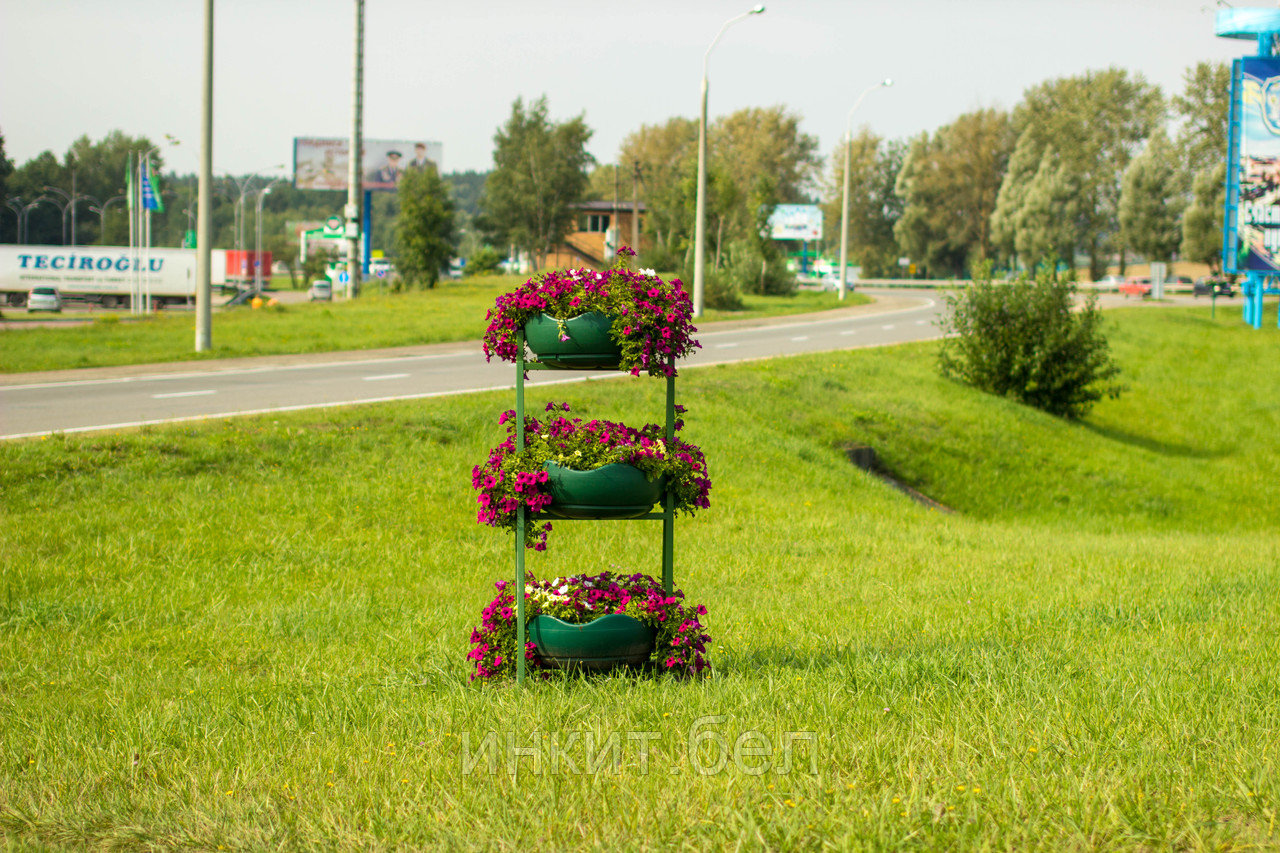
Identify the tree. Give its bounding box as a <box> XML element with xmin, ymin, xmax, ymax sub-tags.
<box><xmin>1174</xmin><ymin>61</ymin><xmax>1230</xmax><ymax>178</ymax></box>
<box><xmin>938</xmin><ymin>264</ymin><xmax>1122</xmax><ymax>419</ymax></box>
<box><xmin>821</xmin><ymin>130</ymin><xmax>905</xmax><ymax>278</ymax></box>
<box><xmin>395</xmin><ymin>162</ymin><xmax>456</xmax><ymax>289</ymax></box>
<box><xmin>1013</xmin><ymin>149</ymin><xmax>1083</xmax><ymax>269</ymax></box>
<box><xmin>710</xmin><ymin>106</ymin><xmax>821</xmax><ymax>206</ymax></box>
<box><xmin>480</xmin><ymin>96</ymin><xmax>594</xmax><ymax>270</ymax></box>
<box><xmin>615</xmin><ymin>117</ymin><xmax>698</xmax><ymax>259</ymax></box>
<box><xmin>894</xmin><ymin>109</ymin><xmax>1014</xmax><ymax>276</ymax></box>
<box><xmin>1118</xmin><ymin>129</ymin><xmax>1185</xmax><ymax>263</ymax></box>
<box><xmin>996</xmin><ymin>69</ymin><xmax>1165</xmax><ymax>279</ymax></box>
<box><xmin>1181</xmin><ymin>163</ymin><xmax>1226</xmax><ymax>272</ymax></box>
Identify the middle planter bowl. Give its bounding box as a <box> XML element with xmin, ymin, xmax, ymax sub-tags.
<box><xmin>523</xmin><ymin>311</ymin><xmax>622</xmax><ymax>369</ymax></box>
<box><xmin>543</xmin><ymin>461</ymin><xmax>666</xmax><ymax>520</ymax></box>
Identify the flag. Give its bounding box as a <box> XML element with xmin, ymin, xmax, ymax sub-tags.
<box><xmin>141</xmin><ymin>162</ymin><xmax>165</xmax><ymax>213</ymax></box>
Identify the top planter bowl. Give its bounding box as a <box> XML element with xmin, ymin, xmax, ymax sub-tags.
<box><xmin>523</xmin><ymin>312</ymin><xmax>622</xmax><ymax>369</ymax></box>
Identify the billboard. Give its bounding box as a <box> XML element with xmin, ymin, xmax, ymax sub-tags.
<box><xmin>293</xmin><ymin>138</ymin><xmax>443</xmax><ymax>191</ymax></box>
<box><xmin>768</xmin><ymin>205</ymin><xmax>823</xmax><ymax>241</ymax></box>
<box><xmin>1236</xmin><ymin>58</ymin><xmax>1280</xmax><ymax>271</ymax></box>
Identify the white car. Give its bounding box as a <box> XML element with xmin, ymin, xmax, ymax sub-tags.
<box><xmin>308</xmin><ymin>280</ymin><xmax>333</xmax><ymax>301</ymax></box>
<box><xmin>27</xmin><ymin>286</ymin><xmax>63</xmax><ymax>312</ymax></box>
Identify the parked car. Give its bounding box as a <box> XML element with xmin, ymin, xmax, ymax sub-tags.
<box><xmin>1193</xmin><ymin>276</ymin><xmax>1235</xmax><ymax>298</ymax></box>
<box><xmin>1095</xmin><ymin>274</ymin><xmax>1124</xmax><ymax>289</ymax></box>
<box><xmin>308</xmin><ymin>280</ymin><xmax>333</xmax><ymax>301</ymax></box>
<box><xmin>1118</xmin><ymin>276</ymin><xmax>1152</xmax><ymax>297</ymax></box>
<box><xmin>27</xmin><ymin>286</ymin><xmax>63</xmax><ymax>312</ymax></box>
<box><xmin>1172</xmin><ymin>275</ymin><xmax>1193</xmax><ymax>287</ymax></box>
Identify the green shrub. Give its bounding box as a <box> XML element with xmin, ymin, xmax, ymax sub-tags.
<box><xmin>463</xmin><ymin>245</ymin><xmax>503</xmax><ymax>277</ymax></box>
<box><xmin>724</xmin><ymin>239</ymin><xmax>795</xmax><ymax>297</ymax></box>
<box><xmin>681</xmin><ymin>263</ymin><xmax>743</xmax><ymax>311</ymax></box>
<box><xmin>938</xmin><ymin>264</ymin><xmax>1122</xmax><ymax>418</ymax></box>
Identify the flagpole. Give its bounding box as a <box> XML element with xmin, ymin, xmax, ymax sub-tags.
<box><xmin>128</xmin><ymin>154</ymin><xmax>137</xmax><ymax>314</ymax></box>
<box><xmin>145</xmin><ymin>155</ymin><xmax>152</xmax><ymax>313</ymax></box>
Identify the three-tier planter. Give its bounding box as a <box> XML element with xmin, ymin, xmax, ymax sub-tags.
<box><xmin>508</xmin><ymin>330</ymin><xmax>682</xmax><ymax>683</ymax></box>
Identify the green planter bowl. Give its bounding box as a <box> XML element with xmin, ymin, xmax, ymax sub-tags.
<box><xmin>523</xmin><ymin>311</ymin><xmax>622</xmax><ymax>369</ymax></box>
<box><xmin>543</xmin><ymin>461</ymin><xmax>666</xmax><ymax>519</ymax></box>
<box><xmin>529</xmin><ymin>613</ymin><xmax>656</xmax><ymax>671</ymax></box>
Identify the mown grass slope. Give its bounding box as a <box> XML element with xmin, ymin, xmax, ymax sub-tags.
<box><xmin>1</xmin><ymin>307</ymin><xmax>1277</xmax><ymax>849</ymax></box>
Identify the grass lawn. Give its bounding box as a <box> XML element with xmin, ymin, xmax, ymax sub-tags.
<box><xmin>2</xmin><ymin>307</ymin><xmax>1279</xmax><ymax>849</ymax></box>
<box><xmin>0</xmin><ymin>275</ymin><xmax>866</xmax><ymax>374</ymax></box>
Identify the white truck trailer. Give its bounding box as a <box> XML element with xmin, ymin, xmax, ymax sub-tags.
<box><xmin>0</xmin><ymin>245</ymin><xmax>228</xmax><ymax>309</ymax></box>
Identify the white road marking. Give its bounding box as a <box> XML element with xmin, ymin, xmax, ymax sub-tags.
<box><xmin>790</xmin><ymin>335</ymin><xmax>809</xmax><ymax>342</ymax></box>
<box><xmin>839</xmin><ymin>329</ymin><xmax>858</xmax><ymax>336</ymax></box>
<box><xmin>151</xmin><ymin>389</ymin><xmax>216</xmax><ymax>399</ymax></box>
<box><xmin>881</xmin><ymin>324</ymin><xmax>896</xmax><ymax>330</ymax></box>
<box><xmin>915</xmin><ymin>319</ymin><xmax>928</xmax><ymax>325</ymax></box>
<box><xmin>716</xmin><ymin>342</ymin><xmax>739</xmax><ymax>349</ymax></box>
<box><xmin>363</xmin><ymin>373</ymin><xmax>410</xmax><ymax>381</ymax></box>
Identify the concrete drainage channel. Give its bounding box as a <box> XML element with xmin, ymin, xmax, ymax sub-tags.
<box><xmin>843</xmin><ymin>444</ymin><xmax>955</xmax><ymax>513</ymax></box>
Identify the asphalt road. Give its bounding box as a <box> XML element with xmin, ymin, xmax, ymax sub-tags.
<box><xmin>0</xmin><ymin>287</ymin><xmax>1196</xmax><ymax>440</ymax></box>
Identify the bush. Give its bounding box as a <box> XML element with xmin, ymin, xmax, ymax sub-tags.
<box><xmin>723</xmin><ymin>239</ymin><xmax>795</xmax><ymax>297</ymax></box>
<box><xmin>464</xmin><ymin>246</ymin><xmax>503</xmax><ymax>277</ymax></box>
<box><xmin>680</xmin><ymin>263</ymin><xmax>743</xmax><ymax>311</ymax></box>
<box><xmin>938</xmin><ymin>264</ymin><xmax>1122</xmax><ymax>419</ymax></box>
<box><xmin>639</xmin><ymin>243</ymin><xmax>679</xmax><ymax>275</ymax></box>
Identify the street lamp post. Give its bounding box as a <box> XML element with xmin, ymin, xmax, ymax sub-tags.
<box><xmin>838</xmin><ymin>78</ymin><xmax>893</xmax><ymax>301</ymax></box>
<box><xmin>254</xmin><ymin>180</ymin><xmax>282</xmax><ymax>294</ymax></box>
<box><xmin>88</xmin><ymin>195</ymin><xmax>125</xmax><ymax>243</ymax></box>
<box><xmin>36</xmin><ymin>194</ymin><xmax>69</xmax><ymax>244</ymax></box>
<box><xmin>41</xmin><ymin>185</ymin><xmax>86</xmax><ymax>245</ymax></box>
<box><xmin>692</xmin><ymin>4</ymin><xmax>765</xmax><ymax>319</ymax></box>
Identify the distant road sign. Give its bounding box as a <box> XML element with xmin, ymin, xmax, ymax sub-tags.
<box><xmin>337</xmin><ymin>271</ymin><xmax>350</xmax><ymax>284</ymax></box>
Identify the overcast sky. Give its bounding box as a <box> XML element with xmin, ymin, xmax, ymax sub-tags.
<box><xmin>0</xmin><ymin>0</ymin><xmax>1250</xmax><ymax>181</ymax></box>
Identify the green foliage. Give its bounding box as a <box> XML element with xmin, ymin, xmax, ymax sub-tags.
<box><xmin>480</xmin><ymin>96</ymin><xmax>594</xmax><ymax>269</ymax></box>
<box><xmin>462</xmin><ymin>245</ymin><xmax>503</xmax><ymax>277</ymax></box>
<box><xmin>394</xmin><ymin>163</ymin><xmax>456</xmax><ymax>289</ymax></box>
<box><xmin>1174</xmin><ymin>61</ymin><xmax>1230</xmax><ymax>177</ymax></box>
<box><xmin>1180</xmin><ymin>163</ymin><xmax>1225</xmax><ymax>271</ymax></box>
<box><xmin>300</xmin><ymin>246</ymin><xmax>336</xmax><ymax>284</ymax></box>
<box><xmin>995</xmin><ymin>68</ymin><xmax>1164</xmax><ymax>277</ymax></box>
<box><xmin>938</xmin><ymin>265</ymin><xmax>1122</xmax><ymax>418</ymax></box>
<box><xmin>893</xmin><ymin>110</ymin><xmax>1014</xmax><ymax>276</ymax></box>
<box><xmin>1013</xmin><ymin>148</ymin><xmax>1082</xmax><ymax>268</ymax></box>
<box><xmin>821</xmin><ymin>131</ymin><xmax>905</xmax><ymax>278</ymax></box>
<box><xmin>1118</xmin><ymin>129</ymin><xmax>1185</xmax><ymax>263</ymax></box>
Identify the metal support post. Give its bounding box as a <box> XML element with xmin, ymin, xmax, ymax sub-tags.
<box><xmin>515</xmin><ymin>335</ymin><xmax>527</xmax><ymax>685</ymax></box>
<box><xmin>662</xmin><ymin>362</ymin><xmax>675</xmax><ymax>595</ymax></box>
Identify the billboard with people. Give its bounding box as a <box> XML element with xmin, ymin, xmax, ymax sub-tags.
<box><xmin>293</xmin><ymin>138</ymin><xmax>443</xmax><ymax>191</ymax></box>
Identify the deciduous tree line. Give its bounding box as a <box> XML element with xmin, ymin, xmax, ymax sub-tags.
<box><xmin>2</xmin><ymin>60</ymin><xmax>1229</xmax><ymax>294</ymax></box>
<box><xmin>481</xmin><ymin>63</ymin><xmax>1228</xmax><ymax>287</ymax></box>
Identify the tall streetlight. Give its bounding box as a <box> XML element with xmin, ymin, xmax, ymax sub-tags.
<box><xmin>196</xmin><ymin>0</ymin><xmax>214</xmax><ymax>353</ymax></box>
<box><xmin>33</xmin><ymin>195</ymin><xmax>68</xmax><ymax>244</ymax></box>
<box><xmin>88</xmin><ymin>195</ymin><xmax>125</xmax><ymax>244</ymax></box>
<box><xmin>42</xmin><ymin>185</ymin><xmax>92</xmax><ymax>245</ymax></box>
<box><xmin>837</xmin><ymin>78</ymin><xmax>893</xmax><ymax>301</ymax></box>
<box><xmin>692</xmin><ymin>4</ymin><xmax>765</xmax><ymax>318</ymax></box>
<box><xmin>254</xmin><ymin>180</ymin><xmax>283</xmax><ymax>294</ymax></box>
<box><xmin>8</xmin><ymin>197</ymin><xmax>55</xmax><ymax>244</ymax></box>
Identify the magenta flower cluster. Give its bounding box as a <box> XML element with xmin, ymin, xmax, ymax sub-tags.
<box><xmin>471</xmin><ymin>402</ymin><xmax>712</xmax><ymax>551</ymax></box>
<box><xmin>467</xmin><ymin>571</ymin><xmax>711</xmax><ymax>681</ymax></box>
<box><xmin>481</xmin><ymin>251</ymin><xmax>700</xmax><ymax>378</ymax></box>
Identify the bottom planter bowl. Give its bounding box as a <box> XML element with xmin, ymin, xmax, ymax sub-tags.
<box><xmin>543</xmin><ymin>461</ymin><xmax>665</xmax><ymax>519</ymax></box>
<box><xmin>529</xmin><ymin>613</ymin><xmax>656</xmax><ymax>671</ymax></box>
